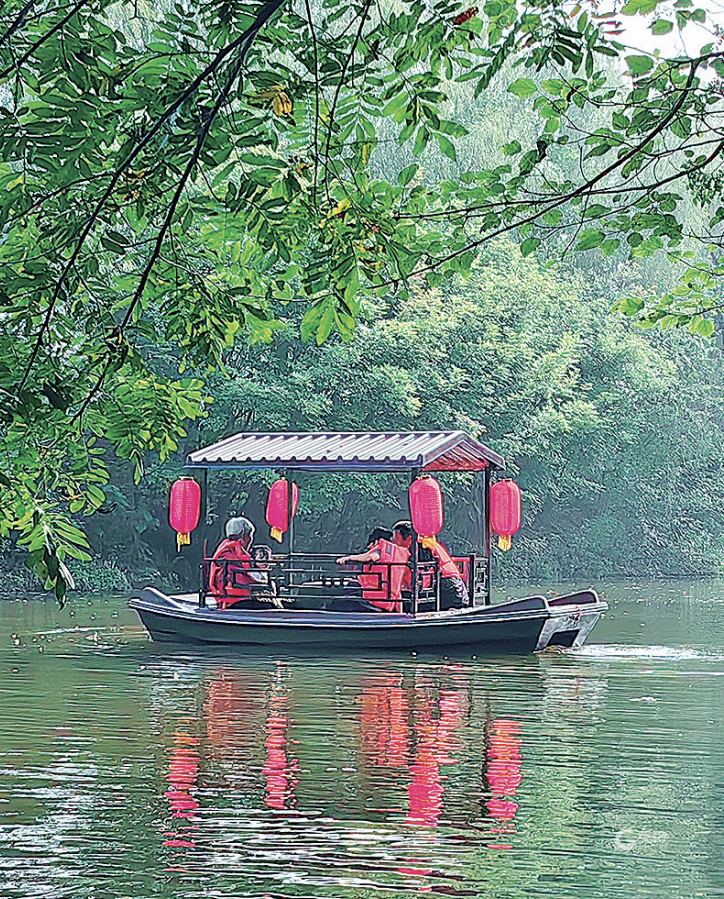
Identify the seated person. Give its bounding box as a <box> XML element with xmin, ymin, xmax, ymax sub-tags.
<box><xmin>209</xmin><ymin>516</ymin><xmax>277</xmax><ymax>610</ymax></box>
<box><xmin>391</xmin><ymin>520</ymin><xmax>414</xmax><ymax>593</ymax></box>
<box><xmin>336</xmin><ymin>527</ymin><xmax>408</xmax><ymax>612</ymax></box>
<box><xmin>392</xmin><ymin>519</ymin><xmax>469</xmax><ymax>611</ymax></box>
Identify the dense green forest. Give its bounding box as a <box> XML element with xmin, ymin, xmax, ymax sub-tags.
<box><xmin>6</xmin><ymin>234</ymin><xmax>724</xmax><ymax>593</ymax></box>
<box><xmin>1</xmin><ymin>0</ymin><xmax>724</xmax><ymax>596</ymax></box>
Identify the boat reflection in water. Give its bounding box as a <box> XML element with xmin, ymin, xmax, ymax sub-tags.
<box><xmin>358</xmin><ymin>672</ymin><xmax>522</xmax><ymax>836</ymax></box>
<box><xmin>358</xmin><ymin>673</ymin><xmax>471</xmax><ymax>828</ymax></box>
<box><xmin>157</xmin><ymin>657</ymin><xmax>529</xmax><ymax>892</ymax></box>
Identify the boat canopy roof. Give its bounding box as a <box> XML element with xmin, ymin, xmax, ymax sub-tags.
<box><xmin>185</xmin><ymin>430</ymin><xmax>505</xmax><ymax>472</ymax></box>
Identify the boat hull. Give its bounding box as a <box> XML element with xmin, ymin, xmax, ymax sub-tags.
<box><xmin>130</xmin><ymin>588</ymin><xmax>607</xmax><ymax>654</ymax></box>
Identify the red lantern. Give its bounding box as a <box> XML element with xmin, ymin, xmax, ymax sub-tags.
<box><xmin>490</xmin><ymin>480</ymin><xmax>521</xmax><ymax>551</ymax></box>
<box><xmin>409</xmin><ymin>477</ymin><xmax>444</xmax><ymax>548</ymax></box>
<box><xmin>169</xmin><ymin>477</ymin><xmax>201</xmax><ymax>550</ymax></box>
<box><xmin>266</xmin><ymin>479</ymin><xmax>299</xmax><ymax>543</ymax></box>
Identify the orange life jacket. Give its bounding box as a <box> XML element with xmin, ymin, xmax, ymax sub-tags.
<box><xmin>209</xmin><ymin>539</ymin><xmax>254</xmax><ymax>608</ymax></box>
<box><xmin>358</xmin><ymin>539</ymin><xmax>410</xmax><ymax>613</ymax></box>
<box><xmin>429</xmin><ymin>541</ymin><xmax>462</xmax><ymax>580</ymax></box>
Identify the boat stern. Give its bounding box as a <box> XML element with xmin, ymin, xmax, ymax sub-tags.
<box><xmin>534</xmin><ymin>590</ymin><xmax>608</xmax><ymax>651</ymax></box>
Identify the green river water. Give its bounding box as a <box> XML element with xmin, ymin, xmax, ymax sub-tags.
<box><xmin>1</xmin><ymin>580</ymin><xmax>723</xmax><ymax>899</ymax></box>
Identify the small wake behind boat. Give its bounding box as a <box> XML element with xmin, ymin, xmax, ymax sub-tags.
<box><xmin>130</xmin><ymin>430</ymin><xmax>607</xmax><ymax>653</ymax></box>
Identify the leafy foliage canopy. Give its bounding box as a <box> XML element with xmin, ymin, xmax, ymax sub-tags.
<box><xmin>0</xmin><ymin>0</ymin><xmax>722</xmax><ymax>596</ymax></box>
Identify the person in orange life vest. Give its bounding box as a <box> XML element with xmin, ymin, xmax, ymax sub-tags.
<box><xmin>423</xmin><ymin>536</ymin><xmax>469</xmax><ymax>610</ymax></box>
<box><xmin>391</xmin><ymin>520</ymin><xmax>414</xmax><ymax>593</ymax></box>
<box><xmin>210</xmin><ymin>516</ymin><xmax>271</xmax><ymax>610</ymax></box>
<box><xmin>393</xmin><ymin>519</ymin><xmax>469</xmax><ymax>610</ymax></box>
<box><xmin>336</xmin><ymin>527</ymin><xmax>409</xmax><ymax>612</ymax></box>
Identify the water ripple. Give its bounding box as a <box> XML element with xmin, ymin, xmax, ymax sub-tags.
<box><xmin>1</xmin><ymin>588</ymin><xmax>724</xmax><ymax>898</ymax></box>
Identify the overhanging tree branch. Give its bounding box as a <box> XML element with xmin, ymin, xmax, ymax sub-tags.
<box><xmin>67</xmin><ymin>0</ymin><xmax>287</xmax><ymax>422</ymax></box>
<box><xmin>15</xmin><ymin>0</ymin><xmax>288</xmax><ymax>394</ymax></box>
<box><xmin>399</xmin><ymin>58</ymin><xmax>704</xmax><ymax>281</ymax></box>
<box><xmin>0</xmin><ymin>0</ymin><xmax>91</xmax><ymax>79</ymax></box>
<box><xmin>0</xmin><ymin>0</ymin><xmax>36</xmax><ymax>50</ymax></box>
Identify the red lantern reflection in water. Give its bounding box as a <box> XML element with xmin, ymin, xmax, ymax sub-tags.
<box><xmin>262</xmin><ymin>693</ymin><xmax>299</xmax><ymax>809</ymax></box>
<box><xmin>163</xmin><ymin>728</ymin><xmax>200</xmax><ymax>848</ymax></box>
<box><xmin>406</xmin><ymin>688</ymin><xmax>464</xmax><ymax>827</ymax></box>
<box><xmin>483</xmin><ymin>718</ymin><xmax>522</xmax><ymax>848</ymax></box>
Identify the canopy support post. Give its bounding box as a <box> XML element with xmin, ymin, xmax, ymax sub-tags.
<box><xmin>197</xmin><ymin>468</ymin><xmax>209</xmax><ymax>607</ymax></box>
<box><xmin>484</xmin><ymin>467</ymin><xmax>492</xmax><ymax>606</ymax></box>
<box><xmin>410</xmin><ymin>468</ymin><xmax>419</xmax><ymax>616</ymax></box>
<box><xmin>286</xmin><ymin>469</ymin><xmax>295</xmax><ymax>556</ymax></box>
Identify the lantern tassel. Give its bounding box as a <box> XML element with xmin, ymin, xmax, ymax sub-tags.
<box><xmin>498</xmin><ymin>535</ymin><xmax>512</xmax><ymax>551</ymax></box>
<box><xmin>270</xmin><ymin>527</ymin><xmax>283</xmax><ymax>543</ymax></box>
<box><xmin>421</xmin><ymin>536</ymin><xmax>438</xmax><ymax>549</ymax></box>
<box><xmin>177</xmin><ymin>532</ymin><xmax>191</xmax><ymax>551</ymax></box>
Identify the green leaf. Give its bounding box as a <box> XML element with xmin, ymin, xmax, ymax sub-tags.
<box><xmin>503</xmin><ymin>140</ymin><xmax>522</xmax><ymax>156</ymax></box>
<box><xmin>100</xmin><ymin>232</ymin><xmax>128</xmax><ymax>254</ymax></box>
<box><xmin>576</xmin><ymin>229</ymin><xmax>606</xmax><ymax>250</ymax></box>
<box><xmin>437</xmin><ymin>134</ymin><xmax>457</xmax><ymax>160</ymax></box>
<box><xmin>670</xmin><ymin>116</ymin><xmax>691</xmax><ymax>138</ymax></box>
<box><xmin>508</xmin><ymin>78</ymin><xmax>537</xmax><ymax>98</ymax></box>
<box><xmin>520</xmin><ymin>237</ymin><xmax>541</xmax><ymax>256</ymax></box>
<box><xmin>688</xmin><ymin>316</ymin><xmax>714</xmax><ymax>337</ymax></box>
<box><xmin>383</xmin><ymin>94</ymin><xmax>407</xmax><ymax>120</ymax></box>
<box><xmin>584</xmin><ymin>204</ymin><xmax>610</xmax><ymax>219</ymax></box>
<box><xmin>398</xmin><ymin>163</ymin><xmax>418</xmax><ymax>186</ymax></box>
<box><xmin>413</xmin><ymin>127</ymin><xmax>429</xmax><ymax>156</ymax></box>
<box><xmin>626</xmin><ymin>55</ymin><xmax>654</xmax><ymax>75</ymax></box>
<box><xmin>601</xmin><ymin>239</ymin><xmax>621</xmax><ymax>257</ymax></box>
<box><xmin>651</xmin><ymin>18</ymin><xmax>673</xmax><ymax>34</ymax></box>
<box><xmin>438</xmin><ymin>120</ymin><xmax>469</xmax><ymax>138</ymax></box>
<box><xmin>543</xmin><ymin>208</ymin><xmax>562</xmax><ymax>226</ymax></box>
<box><xmin>622</xmin><ymin>0</ymin><xmax>662</xmax><ymax>15</ymax></box>
<box><xmin>300</xmin><ymin>304</ymin><xmax>323</xmax><ymax>342</ymax></box>
<box><xmin>316</xmin><ymin>306</ymin><xmax>335</xmax><ymax>344</ymax></box>
<box><xmin>614</xmin><ymin>296</ymin><xmax>645</xmax><ymax>315</ymax></box>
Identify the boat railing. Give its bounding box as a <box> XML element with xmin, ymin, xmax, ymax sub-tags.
<box><xmin>199</xmin><ymin>552</ymin><xmax>463</xmax><ymax>614</ymax></box>
<box><xmin>470</xmin><ymin>553</ymin><xmax>487</xmax><ymax>604</ymax></box>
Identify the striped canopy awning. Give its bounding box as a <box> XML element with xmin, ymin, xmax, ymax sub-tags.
<box><xmin>185</xmin><ymin>431</ymin><xmax>505</xmax><ymax>472</ymax></box>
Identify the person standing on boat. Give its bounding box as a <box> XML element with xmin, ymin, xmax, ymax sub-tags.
<box><xmin>392</xmin><ymin>519</ymin><xmax>469</xmax><ymax>611</ymax></box>
<box><xmin>336</xmin><ymin>528</ymin><xmax>409</xmax><ymax>612</ymax></box>
<box><xmin>210</xmin><ymin>517</ymin><xmax>274</xmax><ymax>610</ymax></box>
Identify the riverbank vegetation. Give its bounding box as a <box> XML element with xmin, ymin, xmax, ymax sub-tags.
<box><xmin>1</xmin><ymin>0</ymin><xmax>724</xmax><ymax>596</ymax></box>
<box><xmin>6</xmin><ymin>236</ymin><xmax>724</xmax><ymax>592</ymax></box>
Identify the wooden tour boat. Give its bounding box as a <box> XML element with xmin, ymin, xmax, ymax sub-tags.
<box><xmin>130</xmin><ymin>431</ymin><xmax>607</xmax><ymax>653</ymax></box>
